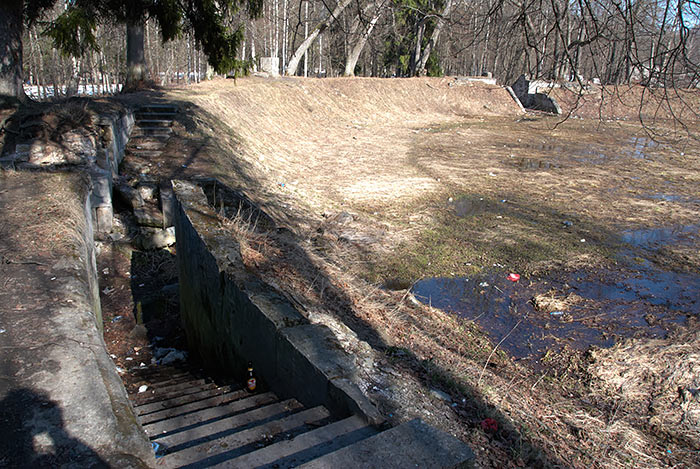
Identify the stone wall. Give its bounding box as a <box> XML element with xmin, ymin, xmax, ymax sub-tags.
<box><xmin>172</xmin><ymin>179</ymin><xmax>383</xmax><ymax>425</ymax></box>
<box><xmin>1</xmin><ymin>104</ymin><xmax>134</xmax><ymax>234</ymax></box>
<box><xmin>0</xmin><ymin>171</ymin><xmax>154</xmax><ymax>468</ymax></box>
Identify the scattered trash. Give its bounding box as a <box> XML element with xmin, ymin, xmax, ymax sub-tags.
<box><xmin>152</xmin><ymin>442</ymin><xmax>165</xmax><ymax>459</ymax></box>
<box><xmin>488</xmin><ymin>172</ymin><xmax>497</xmax><ymax>177</ymax></box>
<box><xmin>110</xmin><ymin>354</ymin><xmax>117</xmax><ymax>359</ymax></box>
<box><xmin>278</xmin><ymin>182</ymin><xmax>285</xmax><ymax>188</ymax></box>
<box><xmin>501</xmin><ymin>199</ymin><xmax>507</xmax><ymax>203</ymax></box>
<box><xmin>140</xmin><ymin>362</ymin><xmax>146</xmax><ymax>367</ymax></box>
<box><xmin>138</xmin><ymin>283</ymin><xmax>145</xmax><ymax>287</ymax></box>
<box><xmin>550</xmin><ymin>311</ymin><xmax>564</xmax><ymax>316</ymax></box>
<box><xmin>246</xmin><ymin>362</ymin><xmax>257</xmax><ymax>393</ymax></box>
<box><xmin>155</xmin><ymin>348</ymin><xmax>188</xmax><ymax>365</ymax></box>
<box><xmin>181</xmin><ymin>164</ymin><xmax>187</xmax><ymax>168</ymax></box>
<box><xmin>479</xmin><ymin>281</ymin><xmax>490</xmax><ymax>287</ymax></box>
<box><xmin>50</xmin><ymin>277</ymin><xmax>56</xmax><ymax>281</ymax></box>
<box><xmin>125</xmin><ymin>357</ymin><xmax>134</xmax><ymax>361</ymax></box>
<box><xmin>493</xmin><ymin>263</ymin><xmax>505</xmax><ymax>268</ymax></box>
<box><xmin>580</xmin><ymin>238</ymin><xmax>586</xmax><ymax>243</ymax></box>
<box><xmin>0</xmin><ymin>328</ymin><xmax>6</xmax><ymax>334</ymax></box>
<box><xmin>448</xmin><ymin>197</ymin><xmax>453</xmax><ymax>202</ymax></box>
<box><xmin>115</xmin><ymin>366</ymin><xmax>125</xmax><ymax>374</ymax></box>
<box><xmin>480</xmin><ymin>418</ymin><xmax>499</xmax><ymax>433</ymax></box>
<box><xmin>111</xmin><ymin>315</ymin><xmax>123</xmax><ymax>323</ymax></box>
<box><xmin>102</xmin><ymin>287</ymin><xmax>115</xmax><ymax>295</ymax></box>
<box><xmin>138</xmin><ymin>385</ymin><xmax>148</xmax><ymax>393</ymax></box>
<box><xmin>102</xmin><ymin>268</ymin><xmax>110</xmax><ymax>275</ymax></box>
<box><xmin>507</xmin><ymin>273</ymin><xmax>520</xmax><ymax>282</ymax></box>
<box><xmin>562</xmin><ymin>220</ymin><xmax>573</xmax><ymax>227</ymax></box>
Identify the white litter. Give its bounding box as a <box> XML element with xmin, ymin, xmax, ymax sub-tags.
<box><xmin>138</xmin><ymin>385</ymin><xmax>148</xmax><ymax>393</ymax></box>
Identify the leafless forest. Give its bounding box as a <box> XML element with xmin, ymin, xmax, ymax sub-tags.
<box><xmin>22</xmin><ymin>0</ymin><xmax>700</xmax><ymax>97</ymax></box>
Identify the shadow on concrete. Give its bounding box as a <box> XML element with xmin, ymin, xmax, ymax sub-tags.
<box><xmin>0</xmin><ymin>388</ymin><xmax>109</xmax><ymax>468</ymax></box>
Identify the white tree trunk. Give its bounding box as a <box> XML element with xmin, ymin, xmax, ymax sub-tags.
<box><xmin>344</xmin><ymin>4</ymin><xmax>384</xmax><ymax>76</ymax></box>
<box><xmin>416</xmin><ymin>0</ymin><xmax>453</xmax><ymax>75</ymax></box>
<box><xmin>286</xmin><ymin>0</ymin><xmax>354</xmax><ymax>76</ymax></box>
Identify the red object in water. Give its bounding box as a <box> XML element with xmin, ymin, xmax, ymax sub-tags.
<box><xmin>507</xmin><ymin>273</ymin><xmax>520</xmax><ymax>282</ymax></box>
<box><xmin>480</xmin><ymin>418</ymin><xmax>499</xmax><ymax>433</ymax></box>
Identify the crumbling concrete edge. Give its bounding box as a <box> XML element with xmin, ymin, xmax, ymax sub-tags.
<box><xmin>172</xmin><ymin>179</ymin><xmax>384</xmax><ymax>426</ymax></box>
<box><xmin>505</xmin><ymin>86</ymin><xmax>525</xmax><ymax>112</ymax></box>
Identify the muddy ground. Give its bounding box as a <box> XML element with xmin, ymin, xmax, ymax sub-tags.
<box><xmin>115</xmin><ymin>78</ymin><xmax>698</xmax><ymax>467</ymax></box>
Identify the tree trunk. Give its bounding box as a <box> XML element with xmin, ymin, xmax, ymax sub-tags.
<box><xmin>344</xmin><ymin>6</ymin><xmax>383</xmax><ymax>76</ymax></box>
<box><xmin>0</xmin><ymin>0</ymin><xmax>25</xmax><ymax>104</ymax></box>
<box><xmin>286</xmin><ymin>0</ymin><xmax>354</xmax><ymax>76</ymax></box>
<box><xmin>415</xmin><ymin>0</ymin><xmax>453</xmax><ymax>75</ymax></box>
<box><xmin>126</xmin><ymin>19</ymin><xmax>146</xmax><ymax>89</ymax></box>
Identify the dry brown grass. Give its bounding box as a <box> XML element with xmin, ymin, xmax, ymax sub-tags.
<box><xmin>162</xmin><ymin>76</ymin><xmax>700</xmax><ymax>468</ymax></box>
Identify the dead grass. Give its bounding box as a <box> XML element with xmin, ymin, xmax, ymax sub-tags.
<box><xmin>162</xmin><ymin>76</ymin><xmax>700</xmax><ymax>468</ymax></box>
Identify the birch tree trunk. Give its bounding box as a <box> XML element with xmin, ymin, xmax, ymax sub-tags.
<box><xmin>415</xmin><ymin>0</ymin><xmax>453</xmax><ymax>75</ymax></box>
<box><xmin>286</xmin><ymin>0</ymin><xmax>354</xmax><ymax>76</ymax></box>
<box><xmin>344</xmin><ymin>4</ymin><xmax>384</xmax><ymax>76</ymax></box>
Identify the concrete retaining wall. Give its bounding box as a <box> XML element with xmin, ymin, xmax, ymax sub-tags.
<box><xmin>0</xmin><ymin>171</ymin><xmax>154</xmax><ymax>468</ymax></box>
<box><xmin>172</xmin><ymin>179</ymin><xmax>383</xmax><ymax>425</ymax></box>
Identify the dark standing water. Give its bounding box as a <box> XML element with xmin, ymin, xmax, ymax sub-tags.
<box><xmin>412</xmin><ymin>223</ymin><xmax>700</xmax><ymax>362</ymax></box>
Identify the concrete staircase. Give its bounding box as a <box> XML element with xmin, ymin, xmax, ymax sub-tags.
<box><xmin>128</xmin><ymin>365</ymin><xmax>474</xmax><ymax>468</ymax></box>
<box><xmin>128</xmin><ymin>365</ymin><xmax>379</xmax><ymax>468</ymax></box>
<box><xmin>130</xmin><ymin>104</ymin><xmax>178</xmax><ymax>155</ymax></box>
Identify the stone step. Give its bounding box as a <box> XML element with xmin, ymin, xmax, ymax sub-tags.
<box><xmin>128</xmin><ymin>133</ymin><xmax>172</xmax><ymax>142</ymax></box>
<box><xmin>129</xmin><ymin>366</ymin><xmax>191</xmax><ymax>381</ymax></box>
<box><xmin>139</xmin><ymin>388</ymin><xmax>251</xmax><ymax>425</ymax></box>
<box><xmin>151</xmin><ymin>399</ymin><xmax>305</xmax><ymax>447</ymax></box>
<box><xmin>136</xmin><ymin>119</ymin><xmax>173</xmax><ymax>127</ymax></box>
<box><xmin>131</xmin><ymin>127</ymin><xmax>173</xmax><ymax>137</ymax></box>
<box><xmin>222</xmin><ymin>415</ymin><xmax>378</xmax><ymax>469</ymax></box>
<box><xmin>297</xmin><ymin>419</ymin><xmax>476</xmax><ymax>469</ymax></box>
<box><xmin>132</xmin><ymin>381</ymin><xmax>218</xmax><ymax>406</ymax></box>
<box><xmin>135</xmin><ymin>111</ymin><xmax>178</xmax><ymax>119</ymax></box>
<box><xmin>134</xmin><ymin>382</ymin><xmax>226</xmax><ymax>407</ymax></box>
<box><xmin>128</xmin><ymin>140</ymin><xmax>168</xmax><ymax>150</ymax></box>
<box><xmin>135</xmin><ymin>384</ymin><xmax>239</xmax><ymax>416</ymax></box>
<box><xmin>127</xmin><ymin>150</ymin><xmax>163</xmax><ymax>158</ymax></box>
<box><xmin>157</xmin><ymin>405</ymin><xmax>330</xmax><ymax>467</ymax></box>
<box><xmin>143</xmin><ymin>392</ymin><xmax>279</xmax><ymax>436</ymax></box>
<box><xmin>137</xmin><ymin>104</ymin><xmax>178</xmax><ymax>113</ymax></box>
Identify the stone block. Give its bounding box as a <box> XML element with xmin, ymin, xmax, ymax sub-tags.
<box><xmin>259</xmin><ymin>57</ymin><xmax>280</xmax><ymax>77</ymax></box>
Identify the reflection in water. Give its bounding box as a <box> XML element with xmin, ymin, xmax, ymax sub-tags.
<box><xmin>412</xmin><ymin>221</ymin><xmax>700</xmax><ymax>361</ymax></box>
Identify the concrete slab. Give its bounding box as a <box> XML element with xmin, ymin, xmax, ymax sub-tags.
<box><xmin>298</xmin><ymin>418</ymin><xmax>475</xmax><ymax>469</ymax></box>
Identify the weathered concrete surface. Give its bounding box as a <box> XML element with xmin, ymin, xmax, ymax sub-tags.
<box><xmin>298</xmin><ymin>419</ymin><xmax>475</xmax><ymax>468</ymax></box>
<box><xmin>172</xmin><ymin>179</ymin><xmax>384</xmax><ymax>425</ymax></box>
<box><xmin>511</xmin><ymin>74</ymin><xmax>562</xmax><ymax>114</ymax></box>
<box><xmin>0</xmin><ymin>171</ymin><xmax>154</xmax><ymax>468</ymax></box>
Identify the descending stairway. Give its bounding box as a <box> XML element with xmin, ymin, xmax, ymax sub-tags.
<box><xmin>127</xmin><ymin>365</ymin><xmax>380</xmax><ymax>468</ymax></box>
<box><xmin>121</xmin><ymin>102</ymin><xmax>475</xmax><ymax>468</ymax></box>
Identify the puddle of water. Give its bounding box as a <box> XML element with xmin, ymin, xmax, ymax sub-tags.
<box><xmin>625</xmin><ymin>136</ymin><xmax>661</xmax><ymax>159</ymax></box>
<box><xmin>412</xmin><ymin>224</ymin><xmax>700</xmax><ymax>361</ymax></box>
<box><xmin>621</xmin><ymin>224</ymin><xmax>699</xmax><ymax>250</ymax></box>
<box><xmin>513</xmin><ymin>158</ymin><xmax>560</xmax><ymax>170</ymax></box>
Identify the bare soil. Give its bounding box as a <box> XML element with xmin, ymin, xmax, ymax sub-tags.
<box><xmin>129</xmin><ymin>77</ymin><xmax>699</xmax><ymax>468</ymax></box>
